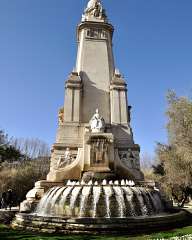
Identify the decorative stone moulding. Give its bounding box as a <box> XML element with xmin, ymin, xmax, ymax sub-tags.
<box><xmin>14</xmin><ymin>1</ymin><xmax>186</xmax><ymax>235</ymax></box>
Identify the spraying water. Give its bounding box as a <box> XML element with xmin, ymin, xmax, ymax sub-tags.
<box><xmin>35</xmin><ymin>181</ymin><xmax>164</xmax><ymax>218</ymax></box>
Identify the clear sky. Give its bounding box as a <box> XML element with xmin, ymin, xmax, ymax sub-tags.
<box><xmin>0</xmin><ymin>0</ymin><xmax>192</xmax><ymax>156</ymax></box>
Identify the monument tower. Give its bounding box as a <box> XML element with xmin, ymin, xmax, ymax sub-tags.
<box><xmin>20</xmin><ymin>0</ymin><xmax>144</xmax><ymax>212</ymax></box>
<box><xmin>15</xmin><ymin>1</ymin><xmax>180</xmax><ymax>233</ymax></box>
<box><xmin>47</xmin><ymin>0</ymin><xmax>143</xmax><ymax>182</ymax></box>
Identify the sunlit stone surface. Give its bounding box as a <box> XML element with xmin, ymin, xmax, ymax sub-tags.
<box><xmin>12</xmin><ymin>0</ymin><xmax>189</xmax><ymax>234</ymax></box>
<box><xmin>35</xmin><ymin>181</ymin><xmax>164</xmax><ymax>218</ymax></box>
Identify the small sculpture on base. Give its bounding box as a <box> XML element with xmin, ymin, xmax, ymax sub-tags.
<box><xmin>58</xmin><ymin>107</ymin><xmax>64</xmax><ymax>125</ymax></box>
<box><xmin>82</xmin><ymin>0</ymin><xmax>107</xmax><ymax>22</ymax></box>
<box><xmin>89</xmin><ymin>109</ymin><xmax>105</xmax><ymax>133</ymax></box>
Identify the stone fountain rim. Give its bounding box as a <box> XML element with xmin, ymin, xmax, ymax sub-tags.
<box><xmin>15</xmin><ymin>208</ymin><xmax>187</xmax><ymax>223</ymax></box>
<box><xmin>55</xmin><ymin>183</ymin><xmax>155</xmax><ymax>187</ymax></box>
<box><xmin>12</xmin><ymin>209</ymin><xmax>190</xmax><ymax>234</ymax></box>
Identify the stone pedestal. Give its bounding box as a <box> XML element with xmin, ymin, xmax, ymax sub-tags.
<box><xmin>20</xmin><ymin>181</ymin><xmax>64</xmax><ymax>213</ymax></box>
<box><xmin>20</xmin><ymin>0</ymin><xmax>144</xmax><ymax>213</ymax></box>
<box><xmin>84</xmin><ymin>132</ymin><xmax>114</xmax><ymax>172</ymax></box>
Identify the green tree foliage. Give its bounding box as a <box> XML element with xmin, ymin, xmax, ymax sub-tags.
<box><xmin>0</xmin><ymin>146</ymin><xmax>24</xmax><ymax>163</ymax></box>
<box><xmin>0</xmin><ymin>130</ymin><xmax>24</xmax><ymax>164</ymax></box>
<box><xmin>152</xmin><ymin>159</ymin><xmax>165</xmax><ymax>176</ymax></box>
<box><xmin>0</xmin><ymin>157</ymin><xmax>50</xmax><ymax>204</ymax></box>
<box><xmin>154</xmin><ymin>91</ymin><xmax>192</xmax><ymax>206</ymax></box>
<box><xmin>140</xmin><ymin>153</ymin><xmax>157</xmax><ymax>181</ymax></box>
<box><xmin>0</xmin><ymin>130</ymin><xmax>8</xmax><ymax>145</ymax></box>
<box><xmin>0</xmin><ymin>129</ymin><xmax>50</xmax><ymax>203</ymax></box>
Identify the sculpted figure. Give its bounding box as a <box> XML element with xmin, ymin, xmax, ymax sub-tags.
<box><xmin>119</xmin><ymin>149</ymin><xmax>139</xmax><ymax>169</ymax></box>
<box><xmin>58</xmin><ymin>107</ymin><xmax>64</xmax><ymax>125</ymax></box>
<box><xmin>119</xmin><ymin>151</ymin><xmax>132</xmax><ymax>169</ymax></box>
<box><xmin>57</xmin><ymin>148</ymin><xmax>72</xmax><ymax>168</ymax></box>
<box><xmin>90</xmin><ymin>109</ymin><xmax>105</xmax><ymax>133</ymax></box>
<box><xmin>85</xmin><ymin>0</ymin><xmax>103</xmax><ymax>18</ymax></box>
<box><xmin>127</xmin><ymin>149</ymin><xmax>135</xmax><ymax>168</ymax></box>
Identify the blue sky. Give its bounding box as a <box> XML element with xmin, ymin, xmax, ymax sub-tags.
<box><xmin>0</xmin><ymin>0</ymin><xmax>192</xmax><ymax>156</ymax></box>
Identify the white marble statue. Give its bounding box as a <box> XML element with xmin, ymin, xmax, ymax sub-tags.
<box><xmin>58</xmin><ymin>107</ymin><xmax>64</xmax><ymax>125</ymax></box>
<box><xmin>83</xmin><ymin>0</ymin><xmax>105</xmax><ymax>19</ymax></box>
<box><xmin>57</xmin><ymin>148</ymin><xmax>72</xmax><ymax>168</ymax></box>
<box><xmin>90</xmin><ymin>109</ymin><xmax>105</xmax><ymax>133</ymax></box>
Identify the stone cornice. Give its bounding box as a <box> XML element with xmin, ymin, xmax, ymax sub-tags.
<box><xmin>110</xmin><ymin>74</ymin><xmax>127</xmax><ymax>91</ymax></box>
<box><xmin>77</xmin><ymin>21</ymin><xmax>114</xmax><ymax>41</ymax></box>
<box><xmin>65</xmin><ymin>72</ymin><xmax>83</xmax><ymax>89</ymax></box>
<box><xmin>110</xmin><ymin>84</ymin><xmax>127</xmax><ymax>91</ymax></box>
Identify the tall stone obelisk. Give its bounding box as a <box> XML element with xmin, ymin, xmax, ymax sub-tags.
<box><xmin>46</xmin><ymin>0</ymin><xmax>143</xmax><ymax>182</ymax></box>
<box><xmin>19</xmin><ymin>0</ymin><xmax>144</xmax><ymax>213</ymax></box>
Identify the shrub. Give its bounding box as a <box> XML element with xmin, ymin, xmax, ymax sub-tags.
<box><xmin>0</xmin><ymin>157</ymin><xmax>50</xmax><ymax>205</ymax></box>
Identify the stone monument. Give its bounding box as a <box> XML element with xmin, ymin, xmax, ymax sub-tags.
<box><xmin>20</xmin><ymin>0</ymin><xmax>143</xmax><ymax>213</ymax></box>
<box><xmin>13</xmin><ymin>1</ymin><xmax>188</xmax><ymax>234</ymax></box>
<box><xmin>46</xmin><ymin>0</ymin><xmax>143</xmax><ymax>183</ymax></box>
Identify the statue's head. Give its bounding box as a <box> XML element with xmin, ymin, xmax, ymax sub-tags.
<box><xmin>86</xmin><ymin>0</ymin><xmax>102</xmax><ymax>11</ymax></box>
<box><xmin>83</xmin><ymin>0</ymin><xmax>106</xmax><ymax>22</ymax></box>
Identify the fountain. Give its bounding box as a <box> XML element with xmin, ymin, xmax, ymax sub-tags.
<box><xmin>34</xmin><ymin>181</ymin><xmax>164</xmax><ymax>218</ymax></box>
<box><xmin>13</xmin><ymin>0</ymin><xmax>189</xmax><ymax>234</ymax></box>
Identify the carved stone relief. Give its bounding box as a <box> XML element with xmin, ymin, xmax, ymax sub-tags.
<box><xmin>58</xmin><ymin>107</ymin><xmax>64</xmax><ymax>125</ymax></box>
<box><xmin>89</xmin><ymin>109</ymin><xmax>105</xmax><ymax>133</ymax></box>
<box><xmin>86</xmin><ymin>28</ymin><xmax>108</xmax><ymax>40</ymax></box>
<box><xmin>83</xmin><ymin>0</ymin><xmax>106</xmax><ymax>21</ymax></box>
<box><xmin>90</xmin><ymin>138</ymin><xmax>108</xmax><ymax>166</ymax></box>
<box><xmin>51</xmin><ymin>148</ymin><xmax>77</xmax><ymax>170</ymax></box>
<box><xmin>119</xmin><ymin>149</ymin><xmax>140</xmax><ymax>169</ymax></box>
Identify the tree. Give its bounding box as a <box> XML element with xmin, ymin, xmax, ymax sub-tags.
<box><xmin>0</xmin><ymin>130</ymin><xmax>24</xmax><ymax>164</ymax></box>
<box><xmin>0</xmin><ymin>129</ymin><xmax>50</xmax><ymax>164</ymax></box>
<box><xmin>140</xmin><ymin>153</ymin><xmax>156</xmax><ymax>181</ymax></box>
<box><xmin>0</xmin><ymin>129</ymin><xmax>50</xmax><ymax>203</ymax></box>
<box><xmin>0</xmin><ymin>156</ymin><xmax>50</xmax><ymax>203</ymax></box>
<box><xmin>0</xmin><ymin>130</ymin><xmax>8</xmax><ymax>145</ymax></box>
<box><xmin>1</xmin><ymin>145</ymin><xmax>24</xmax><ymax>163</ymax></box>
<box><xmin>11</xmin><ymin>138</ymin><xmax>50</xmax><ymax>159</ymax></box>
<box><xmin>154</xmin><ymin>91</ymin><xmax>192</xmax><ymax>206</ymax></box>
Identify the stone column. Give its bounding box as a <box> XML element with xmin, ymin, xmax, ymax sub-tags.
<box><xmin>63</xmin><ymin>71</ymin><xmax>82</xmax><ymax>123</ymax></box>
<box><xmin>76</xmin><ymin>22</ymin><xmax>114</xmax><ymax>124</ymax></box>
<box><xmin>110</xmin><ymin>72</ymin><xmax>128</xmax><ymax>124</ymax></box>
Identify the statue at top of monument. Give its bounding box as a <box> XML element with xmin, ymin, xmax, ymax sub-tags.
<box><xmin>90</xmin><ymin>109</ymin><xmax>105</xmax><ymax>133</ymax></box>
<box><xmin>82</xmin><ymin>0</ymin><xmax>107</xmax><ymax>22</ymax></box>
<box><xmin>58</xmin><ymin>107</ymin><xmax>64</xmax><ymax>125</ymax></box>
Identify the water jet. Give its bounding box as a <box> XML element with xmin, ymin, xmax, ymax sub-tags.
<box><xmin>13</xmin><ymin>0</ymin><xmax>189</xmax><ymax>234</ymax></box>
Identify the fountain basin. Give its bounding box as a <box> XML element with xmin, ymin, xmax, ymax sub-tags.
<box><xmin>34</xmin><ymin>183</ymin><xmax>165</xmax><ymax>218</ymax></box>
<box><xmin>12</xmin><ymin>210</ymin><xmax>189</xmax><ymax>234</ymax></box>
<box><xmin>13</xmin><ymin>181</ymin><xmax>190</xmax><ymax>235</ymax></box>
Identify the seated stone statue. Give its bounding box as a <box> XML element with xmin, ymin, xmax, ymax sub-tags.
<box><xmin>57</xmin><ymin>148</ymin><xmax>73</xmax><ymax>168</ymax></box>
<box><xmin>58</xmin><ymin>107</ymin><xmax>64</xmax><ymax>125</ymax></box>
<box><xmin>84</xmin><ymin>0</ymin><xmax>103</xmax><ymax>18</ymax></box>
<box><xmin>90</xmin><ymin>109</ymin><xmax>105</xmax><ymax>133</ymax></box>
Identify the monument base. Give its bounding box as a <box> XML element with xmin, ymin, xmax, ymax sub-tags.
<box><xmin>12</xmin><ymin>210</ymin><xmax>190</xmax><ymax>235</ymax></box>
<box><xmin>19</xmin><ymin>181</ymin><xmax>64</xmax><ymax>213</ymax></box>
